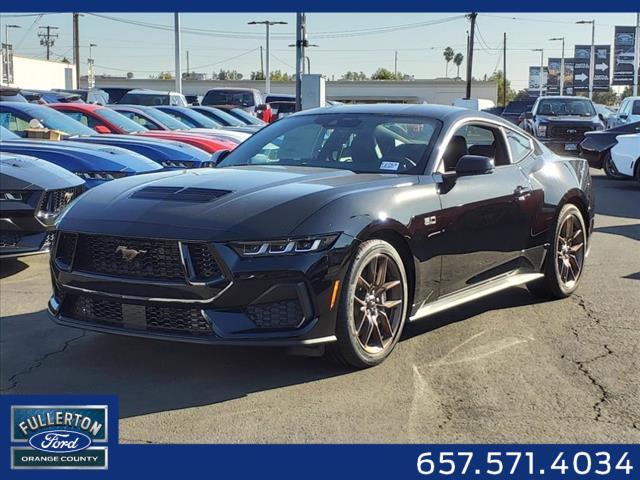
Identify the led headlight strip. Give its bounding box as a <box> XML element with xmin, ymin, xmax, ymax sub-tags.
<box><xmin>230</xmin><ymin>234</ymin><xmax>339</xmax><ymax>257</ymax></box>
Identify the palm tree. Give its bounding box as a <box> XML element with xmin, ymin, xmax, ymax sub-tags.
<box><xmin>443</xmin><ymin>47</ymin><xmax>454</xmax><ymax>78</ymax></box>
<box><xmin>453</xmin><ymin>52</ymin><xmax>464</xmax><ymax>79</ymax></box>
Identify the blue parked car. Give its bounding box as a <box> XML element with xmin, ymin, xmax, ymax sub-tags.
<box><xmin>0</xmin><ymin>102</ymin><xmax>209</xmax><ymax>170</ymax></box>
<box><xmin>157</xmin><ymin>105</ymin><xmax>260</xmax><ymax>135</ymax></box>
<box><xmin>0</xmin><ymin>126</ymin><xmax>161</xmax><ymax>188</ymax></box>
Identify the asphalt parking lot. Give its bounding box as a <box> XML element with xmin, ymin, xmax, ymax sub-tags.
<box><xmin>1</xmin><ymin>170</ymin><xmax>638</xmax><ymax>443</ymax></box>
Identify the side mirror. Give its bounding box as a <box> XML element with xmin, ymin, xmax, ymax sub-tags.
<box><xmin>209</xmin><ymin>149</ymin><xmax>231</xmax><ymax>166</ymax></box>
<box><xmin>598</xmin><ymin>113</ymin><xmax>605</xmax><ymax>122</ymax></box>
<box><xmin>619</xmin><ymin>114</ymin><xmax>628</xmax><ymax>120</ymax></box>
<box><xmin>524</xmin><ymin>111</ymin><xmax>533</xmax><ymax>120</ymax></box>
<box><xmin>455</xmin><ymin>155</ymin><xmax>494</xmax><ymax>176</ymax></box>
<box><xmin>94</xmin><ymin>125</ymin><xmax>111</xmax><ymax>134</ymax></box>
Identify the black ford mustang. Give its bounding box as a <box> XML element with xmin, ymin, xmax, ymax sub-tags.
<box><xmin>1</xmin><ymin>152</ymin><xmax>84</xmax><ymax>258</ymax></box>
<box><xmin>49</xmin><ymin>105</ymin><xmax>594</xmax><ymax>368</ymax></box>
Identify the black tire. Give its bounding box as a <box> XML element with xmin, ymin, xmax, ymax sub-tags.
<box><xmin>527</xmin><ymin>204</ymin><xmax>587</xmax><ymax>299</ymax></box>
<box><xmin>328</xmin><ymin>239</ymin><xmax>408</xmax><ymax>369</ymax></box>
<box><xmin>603</xmin><ymin>152</ymin><xmax>625</xmax><ymax>179</ymax></box>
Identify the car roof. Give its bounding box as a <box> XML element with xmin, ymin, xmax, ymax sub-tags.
<box><xmin>124</xmin><ymin>89</ymin><xmax>182</xmax><ymax>95</ymax></box>
<box><xmin>296</xmin><ymin>103</ymin><xmax>474</xmax><ymax>121</ymax></box>
<box><xmin>205</xmin><ymin>87</ymin><xmax>259</xmax><ymax>93</ymax></box>
<box><xmin>48</xmin><ymin>102</ymin><xmax>103</xmax><ymax>111</ymax></box>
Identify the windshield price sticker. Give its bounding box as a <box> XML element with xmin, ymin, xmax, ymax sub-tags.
<box><xmin>417</xmin><ymin>450</ymin><xmax>634</xmax><ymax>477</ymax></box>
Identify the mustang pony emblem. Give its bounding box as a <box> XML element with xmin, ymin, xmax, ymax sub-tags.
<box><xmin>115</xmin><ymin>246</ymin><xmax>147</xmax><ymax>261</ymax></box>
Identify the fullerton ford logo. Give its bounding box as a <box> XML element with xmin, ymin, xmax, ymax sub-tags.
<box><xmin>28</xmin><ymin>430</ymin><xmax>92</xmax><ymax>453</ymax></box>
<box><xmin>11</xmin><ymin>404</ymin><xmax>109</xmax><ymax>470</ymax></box>
<box><xmin>115</xmin><ymin>245</ymin><xmax>147</xmax><ymax>261</ymax></box>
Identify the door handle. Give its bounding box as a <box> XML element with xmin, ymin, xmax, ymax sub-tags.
<box><xmin>514</xmin><ymin>185</ymin><xmax>532</xmax><ymax>198</ymax></box>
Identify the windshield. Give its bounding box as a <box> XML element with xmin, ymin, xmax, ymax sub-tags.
<box><xmin>0</xmin><ymin>125</ymin><xmax>20</xmax><ymax>140</ymax></box>
<box><xmin>141</xmin><ymin>108</ymin><xmax>192</xmax><ymax>130</ymax></box>
<box><xmin>504</xmin><ymin>101</ymin><xmax>535</xmax><ymax>114</ymax></box>
<box><xmin>219</xmin><ymin>113</ymin><xmax>440</xmax><ymax>174</ymax></box>
<box><xmin>230</xmin><ymin>108</ymin><xmax>265</xmax><ymax>125</ymax></box>
<box><xmin>163</xmin><ymin>108</ymin><xmax>221</xmax><ymax>128</ymax></box>
<box><xmin>203</xmin><ymin>90</ymin><xmax>255</xmax><ymax>107</ymax></box>
<box><xmin>536</xmin><ymin>98</ymin><xmax>596</xmax><ymax>117</ymax></box>
<box><xmin>197</xmin><ymin>107</ymin><xmax>244</xmax><ymax>126</ymax></box>
<box><xmin>119</xmin><ymin>93</ymin><xmax>172</xmax><ymax>106</ymax></box>
<box><xmin>97</xmin><ymin>108</ymin><xmax>148</xmax><ymax>133</ymax></box>
<box><xmin>12</xmin><ymin>105</ymin><xmax>95</xmax><ymax>135</ymax></box>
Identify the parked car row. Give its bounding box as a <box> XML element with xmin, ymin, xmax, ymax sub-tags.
<box><xmin>0</xmin><ymin>93</ymin><xmax>267</xmax><ymax>258</ymax></box>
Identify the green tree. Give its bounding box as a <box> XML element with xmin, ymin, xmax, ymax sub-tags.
<box><xmin>443</xmin><ymin>47</ymin><xmax>455</xmax><ymax>78</ymax></box>
<box><xmin>250</xmin><ymin>71</ymin><xmax>265</xmax><ymax>80</ymax></box>
<box><xmin>620</xmin><ymin>86</ymin><xmax>633</xmax><ymax>101</ymax></box>
<box><xmin>489</xmin><ymin>70</ymin><xmax>516</xmax><ymax>106</ymax></box>
<box><xmin>342</xmin><ymin>71</ymin><xmax>368</xmax><ymax>81</ymax></box>
<box><xmin>592</xmin><ymin>90</ymin><xmax>617</xmax><ymax>106</ymax></box>
<box><xmin>156</xmin><ymin>71</ymin><xmax>174</xmax><ymax>80</ymax></box>
<box><xmin>371</xmin><ymin>68</ymin><xmax>396</xmax><ymax>80</ymax></box>
<box><xmin>453</xmin><ymin>52</ymin><xmax>464</xmax><ymax>79</ymax></box>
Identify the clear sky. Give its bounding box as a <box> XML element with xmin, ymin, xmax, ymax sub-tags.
<box><xmin>1</xmin><ymin>12</ymin><xmax>636</xmax><ymax>90</ymax></box>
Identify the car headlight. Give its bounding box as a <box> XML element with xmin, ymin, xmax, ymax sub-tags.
<box><xmin>160</xmin><ymin>160</ymin><xmax>195</xmax><ymax>168</ymax></box>
<box><xmin>230</xmin><ymin>234</ymin><xmax>339</xmax><ymax>257</ymax></box>
<box><xmin>537</xmin><ymin>125</ymin><xmax>547</xmax><ymax>137</ymax></box>
<box><xmin>74</xmin><ymin>172</ymin><xmax>127</xmax><ymax>181</ymax></box>
<box><xmin>0</xmin><ymin>191</ymin><xmax>28</xmax><ymax>202</ymax></box>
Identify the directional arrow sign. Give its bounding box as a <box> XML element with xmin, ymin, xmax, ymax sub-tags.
<box><xmin>575</xmin><ymin>72</ymin><xmax>588</xmax><ymax>82</ymax></box>
<box><xmin>573</xmin><ymin>44</ymin><xmax>611</xmax><ymax>91</ymax></box>
<box><xmin>596</xmin><ymin>62</ymin><xmax>608</xmax><ymax>71</ymax></box>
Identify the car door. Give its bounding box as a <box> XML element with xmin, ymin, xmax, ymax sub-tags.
<box><xmin>432</xmin><ymin>121</ymin><xmax>536</xmax><ymax>296</ymax></box>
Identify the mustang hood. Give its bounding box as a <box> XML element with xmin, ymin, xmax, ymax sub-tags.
<box><xmin>0</xmin><ymin>140</ymin><xmax>162</xmax><ymax>173</ymax></box>
<box><xmin>0</xmin><ymin>152</ymin><xmax>84</xmax><ymax>191</ymax></box>
<box><xmin>58</xmin><ymin>165</ymin><xmax>411</xmax><ymax>240</ymax></box>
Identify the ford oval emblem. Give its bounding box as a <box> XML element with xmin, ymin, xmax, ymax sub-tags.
<box><xmin>28</xmin><ymin>429</ymin><xmax>92</xmax><ymax>453</ymax></box>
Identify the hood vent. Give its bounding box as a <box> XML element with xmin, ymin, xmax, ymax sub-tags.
<box><xmin>131</xmin><ymin>186</ymin><xmax>231</xmax><ymax>202</ymax></box>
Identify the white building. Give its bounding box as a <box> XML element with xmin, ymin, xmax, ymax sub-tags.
<box><xmin>1</xmin><ymin>51</ymin><xmax>76</xmax><ymax>90</ymax></box>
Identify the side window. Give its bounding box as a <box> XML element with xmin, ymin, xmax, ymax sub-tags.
<box><xmin>632</xmin><ymin>101</ymin><xmax>640</xmax><ymax>115</ymax></box>
<box><xmin>505</xmin><ymin>129</ymin><xmax>534</xmax><ymax>163</ymax></box>
<box><xmin>442</xmin><ymin>123</ymin><xmax>509</xmax><ymax>172</ymax></box>
<box><xmin>0</xmin><ymin>111</ymin><xmax>31</xmax><ymax>137</ymax></box>
<box><xmin>619</xmin><ymin>100</ymin><xmax>629</xmax><ymax>116</ymax></box>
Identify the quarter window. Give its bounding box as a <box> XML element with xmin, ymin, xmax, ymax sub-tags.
<box><xmin>505</xmin><ymin>129</ymin><xmax>534</xmax><ymax>163</ymax></box>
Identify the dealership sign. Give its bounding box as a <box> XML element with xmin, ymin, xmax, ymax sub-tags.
<box><xmin>563</xmin><ymin>58</ymin><xmax>575</xmax><ymax>95</ymax></box>
<box><xmin>547</xmin><ymin>58</ymin><xmax>561</xmax><ymax>95</ymax></box>
<box><xmin>528</xmin><ymin>66</ymin><xmax>548</xmax><ymax>95</ymax></box>
<box><xmin>613</xmin><ymin>26</ymin><xmax>638</xmax><ymax>85</ymax></box>
<box><xmin>573</xmin><ymin>45</ymin><xmax>611</xmax><ymax>92</ymax></box>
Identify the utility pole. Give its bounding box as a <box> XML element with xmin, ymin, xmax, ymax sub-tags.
<box><xmin>634</xmin><ymin>12</ymin><xmax>639</xmax><ymax>96</ymax></box>
<box><xmin>88</xmin><ymin>43</ymin><xmax>97</xmax><ymax>89</ymax></box>
<box><xmin>503</xmin><ymin>32</ymin><xmax>507</xmax><ymax>106</ymax></box>
<box><xmin>550</xmin><ymin>37</ymin><xmax>565</xmax><ymax>94</ymax></box>
<box><xmin>465</xmin><ymin>12</ymin><xmax>477</xmax><ymax>99</ymax></box>
<box><xmin>186</xmin><ymin>50</ymin><xmax>190</xmax><ymax>75</ymax></box>
<box><xmin>248</xmin><ymin>19</ymin><xmax>288</xmax><ymax>95</ymax></box>
<box><xmin>174</xmin><ymin>13</ymin><xmax>182</xmax><ymax>93</ymax></box>
<box><xmin>73</xmin><ymin>14</ymin><xmax>80</xmax><ymax>88</ymax></box>
<box><xmin>295</xmin><ymin>13</ymin><xmax>306</xmax><ymax>111</ymax></box>
<box><xmin>38</xmin><ymin>26</ymin><xmax>59</xmax><ymax>61</ymax></box>
<box><xmin>4</xmin><ymin>24</ymin><xmax>20</xmax><ymax>47</ymax></box>
<box><xmin>394</xmin><ymin>50</ymin><xmax>398</xmax><ymax>80</ymax></box>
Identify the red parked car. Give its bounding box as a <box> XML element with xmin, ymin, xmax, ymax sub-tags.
<box><xmin>48</xmin><ymin>103</ymin><xmax>237</xmax><ymax>153</ymax></box>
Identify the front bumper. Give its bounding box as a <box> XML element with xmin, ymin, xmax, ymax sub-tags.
<box><xmin>48</xmin><ymin>232</ymin><xmax>356</xmax><ymax>345</ymax></box>
<box><xmin>541</xmin><ymin>139</ymin><xmax>584</xmax><ymax>156</ymax></box>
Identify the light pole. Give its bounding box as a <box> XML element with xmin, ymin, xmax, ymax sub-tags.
<box><xmin>88</xmin><ymin>43</ymin><xmax>97</xmax><ymax>89</ymax></box>
<box><xmin>248</xmin><ymin>20</ymin><xmax>288</xmax><ymax>94</ymax></box>
<box><xmin>532</xmin><ymin>48</ymin><xmax>544</xmax><ymax>97</ymax></box>
<box><xmin>549</xmin><ymin>37</ymin><xmax>565</xmax><ymax>95</ymax></box>
<box><xmin>576</xmin><ymin>20</ymin><xmax>595</xmax><ymax>99</ymax></box>
<box><xmin>4</xmin><ymin>24</ymin><xmax>20</xmax><ymax>47</ymax></box>
<box><xmin>288</xmin><ymin>42</ymin><xmax>318</xmax><ymax>73</ymax></box>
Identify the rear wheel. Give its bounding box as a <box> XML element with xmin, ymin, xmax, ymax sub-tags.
<box><xmin>528</xmin><ymin>204</ymin><xmax>587</xmax><ymax>299</ymax></box>
<box><xmin>329</xmin><ymin>240</ymin><xmax>408</xmax><ymax>368</ymax></box>
<box><xmin>603</xmin><ymin>152</ymin><xmax>625</xmax><ymax>179</ymax></box>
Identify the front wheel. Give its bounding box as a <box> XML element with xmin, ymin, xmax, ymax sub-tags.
<box><xmin>329</xmin><ymin>239</ymin><xmax>408</xmax><ymax>368</ymax></box>
<box><xmin>528</xmin><ymin>204</ymin><xmax>587</xmax><ymax>299</ymax></box>
<box><xmin>603</xmin><ymin>152</ymin><xmax>625</xmax><ymax>179</ymax></box>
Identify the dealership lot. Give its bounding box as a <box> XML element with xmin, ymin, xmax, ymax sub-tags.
<box><xmin>0</xmin><ymin>170</ymin><xmax>638</xmax><ymax>443</ymax></box>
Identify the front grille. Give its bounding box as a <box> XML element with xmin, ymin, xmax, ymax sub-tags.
<box><xmin>38</xmin><ymin>186</ymin><xmax>84</xmax><ymax>216</ymax></box>
<box><xmin>55</xmin><ymin>232</ymin><xmax>77</xmax><ymax>267</ymax></box>
<box><xmin>548</xmin><ymin>125</ymin><xmax>592</xmax><ymax>141</ymax></box>
<box><xmin>63</xmin><ymin>295</ymin><xmax>213</xmax><ymax>336</ymax></box>
<box><xmin>246</xmin><ymin>300</ymin><xmax>304</xmax><ymax>329</ymax></box>
<box><xmin>42</xmin><ymin>232</ymin><xmax>56</xmax><ymax>250</ymax></box>
<box><xmin>187</xmin><ymin>243</ymin><xmax>223</xmax><ymax>279</ymax></box>
<box><xmin>73</xmin><ymin>234</ymin><xmax>185</xmax><ymax>281</ymax></box>
<box><xmin>0</xmin><ymin>232</ymin><xmax>22</xmax><ymax>248</ymax></box>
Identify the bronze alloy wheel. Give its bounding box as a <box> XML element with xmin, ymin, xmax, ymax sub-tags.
<box><xmin>556</xmin><ymin>212</ymin><xmax>585</xmax><ymax>289</ymax></box>
<box><xmin>352</xmin><ymin>253</ymin><xmax>404</xmax><ymax>355</ymax></box>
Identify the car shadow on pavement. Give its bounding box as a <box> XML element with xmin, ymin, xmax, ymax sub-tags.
<box><xmin>591</xmin><ymin>176</ymin><xmax>640</xmax><ymax>220</ymax></box>
<box><xmin>0</xmin><ymin>308</ymin><xmax>352</xmax><ymax>418</ymax></box>
<box><xmin>0</xmin><ymin>259</ymin><xmax>29</xmax><ymax>279</ymax></box>
<box><xmin>402</xmin><ymin>286</ymin><xmax>546</xmax><ymax>341</ymax></box>
<box><xmin>594</xmin><ymin>224</ymin><xmax>640</xmax><ymax>242</ymax></box>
